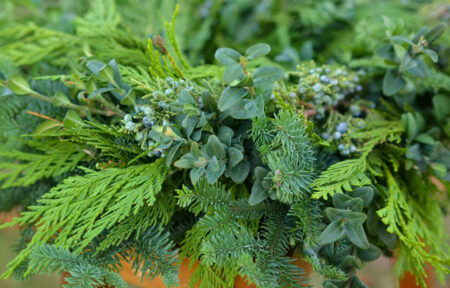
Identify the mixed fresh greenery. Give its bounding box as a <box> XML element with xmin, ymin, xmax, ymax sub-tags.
<box><xmin>0</xmin><ymin>0</ymin><xmax>449</xmax><ymax>287</ymax></box>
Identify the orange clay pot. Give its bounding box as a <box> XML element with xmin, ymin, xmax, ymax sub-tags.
<box><xmin>396</xmin><ymin>259</ymin><xmax>436</xmax><ymax>288</ymax></box>
<box><xmin>0</xmin><ymin>209</ymin><xmax>20</xmax><ymax>227</ymax></box>
<box><xmin>61</xmin><ymin>254</ymin><xmax>312</xmax><ymax>288</ymax></box>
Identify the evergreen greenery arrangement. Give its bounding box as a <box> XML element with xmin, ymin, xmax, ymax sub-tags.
<box><xmin>0</xmin><ymin>0</ymin><xmax>449</xmax><ymax>287</ymax></box>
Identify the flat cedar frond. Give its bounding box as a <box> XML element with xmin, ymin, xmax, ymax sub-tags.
<box><xmin>377</xmin><ymin>168</ymin><xmax>450</xmax><ymax>286</ymax></box>
<box><xmin>74</xmin><ymin>0</ymin><xmax>121</xmax><ymax>37</ymax></box>
<box><xmin>96</xmin><ymin>190</ymin><xmax>176</xmax><ymax>252</ymax></box>
<box><xmin>0</xmin><ymin>24</ymin><xmax>77</xmax><ymax>66</ymax></box>
<box><xmin>0</xmin><ymin>141</ymin><xmax>87</xmax><ymax>189</ymax></box>
<box><xmin>312</xmin><ymin>120</ymin><xmax>404</xmax><ymax>199</ymax></box>
<box><xmin>0</xmin><ymin>159</ymin><xmax>168</xmax><ymax>278</ymax></box>
<box><xmin>311</xmin><ymin>158</ymin><xmax>370</xmax><ymax>200</ymax></box>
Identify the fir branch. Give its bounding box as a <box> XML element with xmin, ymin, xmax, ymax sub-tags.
<box><xmin>28</xmin><ymin>245</ymin><xmax>127</xmax><ymax>288</ymax></box>
<box><xmin>126</xmin><ymin>227</ymin><xmax>179</xmax><ymax>287</ymax></box>
<box><xmin>176</xmin><ymin>178</ymin><xmax>233</xmax><ymax>216</ymax></box>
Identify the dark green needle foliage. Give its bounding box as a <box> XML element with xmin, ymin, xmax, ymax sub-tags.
<box><xmin>0</xmin><ymin>1</ymin><xmax>449</xmax><ymax>288</ymax></box>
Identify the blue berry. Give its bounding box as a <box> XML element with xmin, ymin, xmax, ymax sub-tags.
<box><xmin>338</xmin><ymin>143</ymin><xmax>345</xmax><ymax>151</ymax></box>
<box><xmin>350</xmin><ymin>145</ymin><xmax>357</xmax><ymax>153</ymax></box>
<box><xmin>299</xmin><ymin>87</ymin><xmax>306</xmax><ymax>94</ymax></box>
<box><xmin>164</xmin><ymin>88</ymin><xmax>173</xmax><ymax>96</ymax></box>
<box><xmin>342</xmin><ymin>148</ymin><xmax>350</xmax><ymax>156</ymax></box>
<box><xmin>320</xmin><ymin>75</ymin><xmax>329</xmax><ymax>83</ymax></box>
<box><xmin>141</xmin><ymin>106</ymin><xmax>153</xmax><ymax>116</ymax></box>
<box><xmin>153</xmin><ymin>151</ymin><xmax>161</xmax><ymax>157</ymax></box>
<box><xmin>289</xmin><ymin>92</ymin><xmax>296</xmax><ymax>98</ymax></box>
<box><xmin>125</xmin><ymin>122</ymin><xmax>135</xmax><ymax>131</ymax></box>
<box><xmin>334</xmin><ymin>131</ymin><xmax>342</xmax><ymax>139</ymax></box>
<box><xmin>313</xmin><ymin>83</ymin><xmax>322</xmax><ymax>92</ymax></box>
<box><xmin>336</xmin><ymin>122</ymin><xmax>348</xmax><ymax>133</ymax></box>
<box><xmin>143</xmin><ymin>116</ymin><xmax>153</xmax><ymax>128</ymax></box>
<box><xmin>199</xmin><ymin>104</ymin><xmax>204</xmax><ymax>110</ymax></box>
<box><xmin>124</xmin><ymin>114</ymin><xmax>132</xmax><ymax>122</ymax></box>
<box><xmin>152</xmin><ymin>91</ymin><xmax>161</xmax><ymax>98</ymax></box>
<box><xmin>331</xmin><ymin>79</ymin><xmax>339</xmax><ymax>86</ymax></box>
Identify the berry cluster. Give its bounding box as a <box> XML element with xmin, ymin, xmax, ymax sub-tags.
<box><xmin>295</xmin><ymin>64</ymin><xmax>365</xmax><ymax>117</ymax></box>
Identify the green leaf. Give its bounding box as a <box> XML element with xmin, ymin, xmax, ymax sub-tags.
<box><xmin>431</xmin><ymin>163</ymin><xmax>447</xmax><ymax>178</ymax></box>
<box><xmin>120</xmin><ymin>89</ymin><xmax>136</xmax><ymax>106</ymax></box>
<box><xmin>86</xmin><ymin>60</ymin><xmax>106</xmax><ymax>75</ymax></box>
<box><xmin>433</xmin><ymin>94</ymin><xmax>450</xmax><ymax>121</ymax></box>
<box><xmin>166</xmin><ymin>142</ymin><xmax>182</xmax><ymax>166</ymax></box>
<box><xmin>352</xmin><ymin>187</ymin><xmax>374</xmax><ymax>208</ymax></box>
<box><xmin>33</xmin><ymin>120</ymin><xmax>63</xmax><ymax>134</ymax></box>
<box><xmin>215</xmin><ymin>48</ymin><xmax>241</xmax><ymax>66</ymax></box>
<box><xmin>350</xmin><ymin>277</ymin><xmax>369</xmax><ymax>288</ymax></box>
<box><xmin>204</xmin><ymin>135</ymin><xmax>226</xmax><ymax>160</ymax></box>
<box><xmin>218</xmin><ymin>87</ymin><xmax>248</xmax><ymax>112</ymax></box>
<box><xmin>245</xmin><ymin>43</ymin><xmax>271</xmax><ymax>60</ymax></box>
<box><xmin>375</xmin><ymin>44</ymin><xmax>395</xmax><ymax>61</ymax></box>
<box><xmin>244</xmin><ymin>96</ymin><xmax>264</xmax><ymax>118</ymax></box>
<box><xmin>414</xmin><ymin>133</ymin><xmax>435</xmax><ymax>145</ymax></box>
<box><xmin>346</xmin><ymin>220</ymin><xmax>369</xmax><ymax>249</ymax></box>
<box><xmin>228</xmin><ymin>147</ymin><xmax>243</xmax><ymax>168</ymax></box>
<box><xmin>190</xmin><ymin>167</ymin><xmax>205</xmax><ymax>184</ymax></box>
<box><xmin>318</xmin><ymin>221</ymin><xmax>346</xmax><ymax>245</ymax></box>
<box><xmin>53</xmin><ymin>91</ymin><xmax>72</xmax><ymax>107</ymax></box>
<box><xmin>9</xmin><ymin>76</ymin><xmax>33</xmax><ymax>95</ymax></box>
<box><xmin>249</xmin><ymin>182</ymin><xmax>268</xmax><ymax>206</ymax></box>
<box><xmin>252</xmin><ymin>66</ymin><xmax>284</xmax><ymax>88</ymax></box>
<box><xmin>423</xmin><ymin>49</ymin><xmax>438</xmax><ymax>63</ymax></box>
<box><xmin>174</xmin><ymin>153</ymin><xmax>197</xmax><ymax>169</ymax></box>
<box><xmin>425</xmin><ymin>23</ymin><xmax>446</xmax><ymax>43</ymax></box>
<box><xmin>383</xmin><ymin>69</ymin><xmax>406</xmax><ymax>96</ymax></box>
<box><xmin>401</xmin><ymin>113</ymin><xmax>419</xmax><ymax>141</ymax></box>
<box><xmin>205</xmin><ymin>156</ymin><xmax>225</xmax><ymax>184</ymax></box>
<box><xmin>357</xmin><ymin>243</ymin><xmax>381</xmax><ymax>262</ymax></box>
<box><xmin>223</xmin><ymin>63</ymin><xmax>245</xmax><ymax>84</ymax></box>
<box><xmin>229</xmin><ymin>161</ymin><xmax>250</xmax><ymax>183</ymax></box>
<box><xmin>63</xmin><ymin>110</ymin><xmax>86</xmax><ymax>129</ymax></box>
